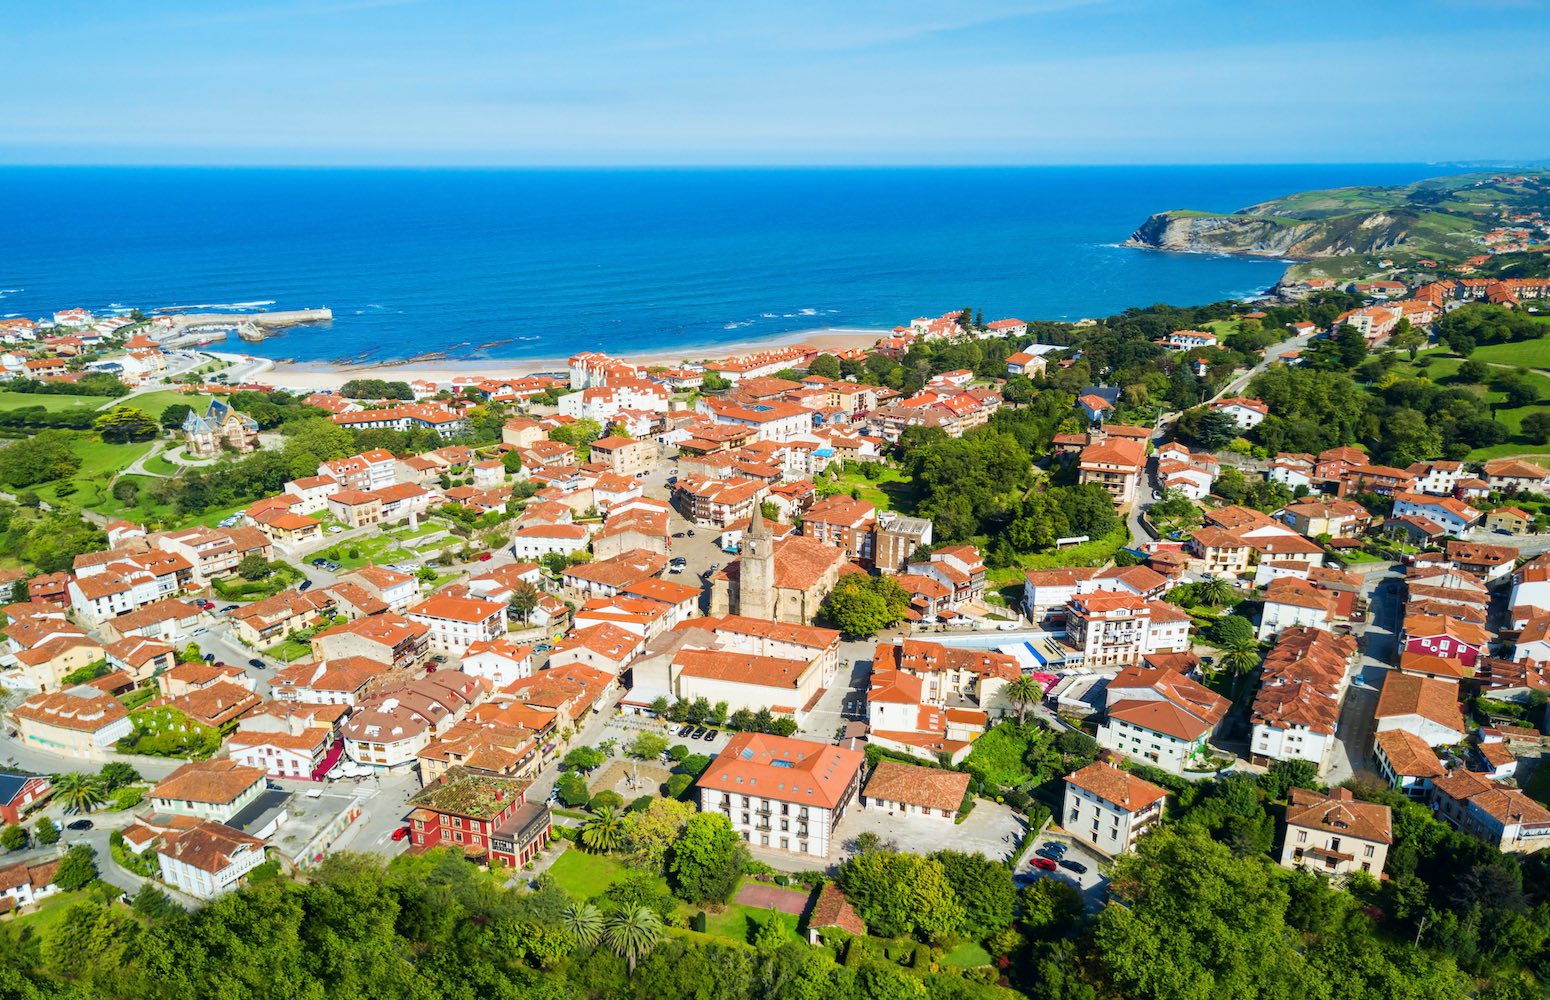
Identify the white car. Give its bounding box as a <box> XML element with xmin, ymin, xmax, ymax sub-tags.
<box><xmin>998</xmin><ymin>622</ymin><xmax>1019</xmax><ymax>631</ymax></box>
<box><xmin>327</xmin><ymin>525</ymin><xmax>344</xmax><ymax>534</ymax></box>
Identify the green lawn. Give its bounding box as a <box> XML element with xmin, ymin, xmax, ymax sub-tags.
<box><xmin>546</xmin><ymin>849</ymin><xmax>639</xmax><ymax>899</ymax></box>
<box><xmin>703</xmin><ymin>903</ymin><xmax>803</xmax><ymax>946</ymax></box>
<box><xmin>264</xmin><ymin>637</ymin><xmax>314</xmax><ymax>662</ymax></box>
<box><xmin>126</xmin><ymin>390</ymin><xmax>209</xmax><ymax>418</ymax></box>
<box><xmin>1391</xmin><ymin>353</ymin><xmax>1550</xmax><ymax>460</ymax></box>
<box><xmin>1472</xmin><ymin>338</ymin><xmax>1550</xmax><ymax>371</ymax></box>
<box><xmin>11</xmin><ymin>892</ymin><xmax>85</xmax><ymax>938</ymax></box>
<box><xmin>0</xmin><ymin>391</ymin><xmax>117</xmax><ymax>413</ymax></box>
<box><xmin>142</xmin><ymin>452</ymin><xmax>179</xmax><ymax>476</ymax></box>
<box><xmin>829</xmin><ymin>465</ymin><xmax>916</xmax><ymax>513</ymax></box>
<box><xmin>941</xmin><ymin>942</ymin><xmax>993</xmax><ymax>968</ymax></box>
<box><xmin>33</xmin><ymin>436</ymin><xmax>155</xmax><ymax>510</ymax></box>
<box><xmin>316</xmin><ymin>534</ymin><xmax>421</xmax><ymax>571</ymax></box>
<box><xmin>986</xmin><ymin>527</ymin><xmax>1130</xmax><ymax>586</ymax></box>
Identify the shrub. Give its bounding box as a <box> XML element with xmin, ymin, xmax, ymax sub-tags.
<box><xmin>588</xmin><ymin>790</ymin><xmax>624</xmax><ymax>813</ymax></box>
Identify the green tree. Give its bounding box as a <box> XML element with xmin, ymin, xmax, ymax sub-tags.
<box><xmin>556</xmin><ymin>772</ymin><xmax>591</xmax><ymax>807</ymax></box>
<box><xmin>94</xmin><ymin>406</ymin><xmax>159</xmax><ymax>443</ymax></box>
<box><xmin>237</xmin><ymin>554</ymin><xmax>271</xmax><ymax>581</ymax></box>
<box><xmin>603</xmin><ymin>905</ymin><xmax>663</xmax><ymax>974</ymax></box>
<box><xmin>667</xmin><ymin>813</ymin><xmax>748</xmax><ymax>905</ymax></box>
<box><xmin>52</xmin><ymin>772</ymin><xmax>106</xmax><ymax>814</ymax></box>
<box><xmin>1457</xmin><ymin>359</ymin><xmax>1491</xmax><ymax>383</ymax></box>
<box><xmin>1204</xmin><ymin>613</ymin><xmax>1255</xmax><ymax>650</ymax></box>
<box><xmin>623</xmin><ymin>797</ymin><xmax>694</xmax><ymax>872</ymax></box>
<box><xmin>52</xmin><ymin>844</ymin><xmax>99</xmax><ymax>890</ymax></box>
<box><xmin>1521</xmin><ymin>410</ymin><xmax>1550</xmax><ymax>445</ymax></box>
<box><xmin>1260</xmin><ymin>758</ymin><xmax>1321</xmax><ymax>800</ymax></box>
<box><xmin>1004</xmin><ymin>676</ymin><xmax>1043</xmax><ymax>726</ymax></box>
<box><xmin>1192</xmin><ymin>408</ymin><xmax>1242</xmax><ymax>450</ymax></box>
<box><xmin>0</xmin><ymin>824</ymin><xmax>27</xmax><ymax>852</ymax></box>
<box><xmin>838</xmin><ymin>849</ymin><xmax>964</xmax><ymax>941</ymax></box>
<box><xmin>0</xmin><ymin>430</ymin><xmax>81</xmax><ymax>488</ymax></box>
<box><xmin>807</xmin><ymin>354</ymin><xmax>842</xmax><ymax>379</ymax></box>
<box><xmin>33</xmin><ymin>816</ymin><xmax>58</xmax><ymax>846</ymax></box>
<box><xmin>1219</xmin><ymin>635</ymin><xmax>1261</xmax><ymax>678</ymax></box>
<box><xmin>1095</xmin><ymin>827</ymin><xmax>1321</xmax><ymax>998</ymax></box>
<box><xmin>627</xmin><ymin>732</ymin><xmax>670</xmax><ymax>760</ymax></box>
<box><xmin>98</xmin><ymin>762</ymin><xmax>140</xmax><ymax>790</ymax></box>
<box><xmin>930</xmin><ymin>850</ymin><xmax>1015</xmax><ymax>941</ymax></box>
<box><xmin>818</xmin><ymin>574</ymin><xmax>911</xmax><ymax>638</ymax></box>
<box><xmin>581</xmin><ymin>806</ymin><xmax>627</xmax><ymax>853</ymax></box>
<box><xmin>159</xmin><ymin>402</ymin><xmax>194</xmax><ymax>430</ymax></box>
<box><xmin>1197</xmin><ymin>577</ymin><xmax>1235</xmax><ymax>608</ymax></box>
<box><xmin>562</xmin><ymin>901</ymin><xmax>605</xmax><ymax>948</ymax></box>
<box><xmin>1334</xmin><ymin>324</ymin><xmax>1368</xmax><ymax>368</ymax></box>
<box><xmin>562</xmin><ymin>745</ymin><xmax>606</xmax><ymax>772</ymax></box>
<box><xmin>507</xmin><ymin>581</ymin><xmax>541</xmax><ymax>623</ymax></box>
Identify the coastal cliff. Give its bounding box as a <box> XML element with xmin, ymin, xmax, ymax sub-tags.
<box><xmin>1122</xmin><ymin>169</ymin><xmax>1550</xmax><ymax>268</ymax></box>
<box><xmin>1123</xmin><ymin>209</ymin><xmax>1415</xmax><ymax>259</ymax></box>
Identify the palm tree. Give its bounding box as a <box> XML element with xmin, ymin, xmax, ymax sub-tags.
<box><xmin>1220</xmin><ymin>636</ymin><xmax>1262</xmax><ymax>678</ymax></box>
<box><xmin>562</xmin><ymin>901</ymin><xmax>604</xmax><ymax>949</ymax></box>
<box><xmin>581</xmin><ymin>806</ymin><xmax>626</xmax><ymax>853</ymax></box>
<box><xmin>1199</xmin><ymin>577</ymin><xmax>1235</xmax><ymax>608</ymax></box>
<box><xmin>604</xmin><ymin>905</ymin><xmax>663</xmax><ymax>973</ymax></box>
<box><xmin>1004</xmin><ymin>676</ymin><xmax>1043</xmax><ymax>726</ymax></box>
<box><xmin>508</xmin><ymin>581</ymin><xmax>541</xmax><ymax>624</ymax></box>
<box><xmin>53</xmin><ymin>772</ymin><xmax>106</xmax><ymax>814</ymax></box>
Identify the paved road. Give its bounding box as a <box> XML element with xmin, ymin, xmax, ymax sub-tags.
<box><xmin>1326</xmin><ymin>562</ymin><xmax>1402</xmax><ymax>784</ymax></box>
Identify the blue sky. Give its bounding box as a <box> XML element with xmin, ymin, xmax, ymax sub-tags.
<box><xmin>6</xmin><ymin>0</ymin><xmax>1549</xmax><ymax>165</ymax></box>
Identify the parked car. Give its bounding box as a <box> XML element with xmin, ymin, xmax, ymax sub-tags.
<box><xmin>221</xmin><ymin>604</ymin><xmax>239</xmax><ymax>612</ymax></box>
<box><xmin>1030</xmin><ymin>857</ymin><xmax>1057</xmax><ymax>871</ymax></box>
<box><xmin>686</xmin><ymin>529</ymin><xmax>696</xmax><ymax>537</ymax></box>
<box><xmin>298</xmin><ymin>580</ymin><xmax>313</xmax><ymax>591</ymax></box>
<box><xmin>678</xmin><ymin>725</ymin><xmax>695</xmax><ymax>737</ymax></box>
<box><xmin>327</xmin><ymin>525</ymin><xmax>344</xmax><ymax>534</ymax></box>
<box><xmin>690</xmin><ymin>726</ymin><xmax>707</xmax><ymax>739</ymax></box>
<box><xmin>703</xmin><ymin>729</ymin><xmax>719</xmax><ymax>741</ymax></box>
<box><xmin>478</xmin><ymin>553</ymin><xmax>493</xmax><ymax>561</ymax></box>
<box><xmin>203</xmin><ymin>653</ymin><xmax>216</xmax><ymax>662</ymax></box>
<box><xmin>248</xmin><ymin>658</ymin><xmax>266</xmax><ymax>669</ymax></box>
<box><xmin>672</xmin><ymin>532</ymin><xmax>686</xmax><ymax>538</ymax></box>
<box><xmin>66</xmin><ymin>819</ymin><xmax>93</xmax><ymax>831</ymax></box>
<box><xmin>391</xmin><ymin>826</ymin><xmax>411</xmax><ymax>842</ymax></box>
<box><xmin>311</xmin><ymin>557</ymin><xmax>329</xmax><ymax>567</ymax></box>
<box><xmin>431</xmin><ymin>654</ymin><xmax>449</xmax><ymax>664</ymax></box>
<box><xmin>1059</xmin><ymin>859</ymin><xmax>1088</xmax><ymax>875</ymax></box>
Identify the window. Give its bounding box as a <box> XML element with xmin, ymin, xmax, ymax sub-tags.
<box><xmin>1296</xmin><ymin>830</ymin><xmax>1307</xmax><ymax>843</ymax></box>
<box><xmin>1363</xmin><ymin>845</ymin><xmax>1375</xmax><ymax>858</ymax></box>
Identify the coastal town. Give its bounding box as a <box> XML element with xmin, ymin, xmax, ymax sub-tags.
<box><xmin>2</xmin><ymin>235</ymin><xmax>1550</xmax><ymax>996</ymax></box>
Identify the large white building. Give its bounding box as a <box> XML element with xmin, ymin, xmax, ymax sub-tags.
<box><xmin>157</xmin><ymin>820</ymin><xmax>268</xmax><ymax>901</ymax></box>
<box><xmin>406</xmin><ymin>595</ymin><xmax>507</xmax><ymax>655</ymax></box>
<box><xmin>1062</xmin><ymin>760</ymin><xmax>1169</xmax><ymax>856</ymax></box>
<box><xmin>695</xmin><ymin>732</ymin><xmax>863</xmax><ymax>858</ymax></box>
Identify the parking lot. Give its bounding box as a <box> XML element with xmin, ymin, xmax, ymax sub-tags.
<box><xmin>833</xmin><ymin>798</ymin><xmax>1027</xmax><ymax>866</ymax></box>
<box><xmin>1018</xmin><ymin>831</ymin><xmax>1109</xmax><ymax>909</ymax></box>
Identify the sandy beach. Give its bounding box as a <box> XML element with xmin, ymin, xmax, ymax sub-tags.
<box><xmin>256</xmin><ymin>327</ymin><xmax>890</xmax><ymax>391</ymax></box>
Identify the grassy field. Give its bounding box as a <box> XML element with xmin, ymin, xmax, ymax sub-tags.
<box><xmin>32</xmin><ymin>437</ymin><xmax>155</xmax><ymax>510</ymax></box>
<box><xmin>316</xmin><ymin>534</ymin><xmax>422</xmax><ymax>571</ymax></box>
<box><xmin>1471</xmin><ymin>338</ymin><xmax>1550</xmax><ymax>371</ymax></box>
<box><xmin>986</xmin><ymin>527</ymin><xmax>1130</xmax><ymax>587</ymax></box>
<box><xmin>545</xmin><ymin>849</ymin><xmax>640</xmax><ymax>899</ymax></box>
<box><xmin>126</xmin><ymin>390</ymin><xmax>209</xmax><ymax>417</ymax></box>
<box><xmin>142</xmin><ymin>452</ymin><xmax>179</xmax><ymax>476</ymax></box>
<box><xmin>704</xmin><ymin>902</ymin><xmax>803</xmax><ymax>946</ymax></box>
<box><xmin>1390</xmin><ymin>353</ymin><xmax>1550</xmax><ymax>460</ymax></box>
<box><xmin>942</xmin><ymin>942</ymin><xmax>993</xmax><ymax>967</ymax></box>
<box><xmin>1523</xmin><ymin>760</ymin><xmax>1550</xmax><ymax>808</ymax></box>
<box><xmin>0</xmin><ymin>391</ymin><xmax>117</xmax><ymax>413</ymax></box>
<box><xmin>829</xmin><ymin>465</ymin><xmax>916</xmax><ymax>513</ymax></box>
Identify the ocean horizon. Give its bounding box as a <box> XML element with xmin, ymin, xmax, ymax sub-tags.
<box><xmin>1</xmin><ymin>164</ymin><xmax>1446</xmax><ymax>364</ymax></box>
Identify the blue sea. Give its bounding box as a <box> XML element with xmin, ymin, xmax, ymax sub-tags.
<box><xmin>0</xmin><ymin>165</ymin><xmax>1445</xmax><ymax>364</ymax></box>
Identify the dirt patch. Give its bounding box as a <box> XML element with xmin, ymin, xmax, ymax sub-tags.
<box><xmin>734</xmin><ymin>881</ymin><xmax>813</xmax><ymax>915</ymax></box>
<box><xmin>592</xmin><ymin>760</ymin><xmax>673</xmax><ymax>797</ymax></box>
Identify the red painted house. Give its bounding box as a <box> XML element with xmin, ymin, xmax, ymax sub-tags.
<box><xmin>1402</xmin><ymin>614</ymin><xmax>1490</xmax><ymax>668</ymax></box>
<box><xmin>407</xmin><ymin>768</ymin><xmax>552</xmax><ymax>868</ymax></box>
<box><xmin>0</xmin><ymin>773</ymin><xmax>52</xmax><ymax>826</ymax></box>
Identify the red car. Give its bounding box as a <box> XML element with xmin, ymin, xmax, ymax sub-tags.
<box><xmin>478</xmin><ymin>553</ymin><xmax>493</xmax><ymax>561</ymax></box>
<box><xmin>391</xmin><ymin>827</ymin><xmax>411</xmax><ymax>842</ymax></box>
<box><xmin>1030</xmin><ymin>857</ymin><xmax>1058</xmax><ymax>871</ymax></box>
